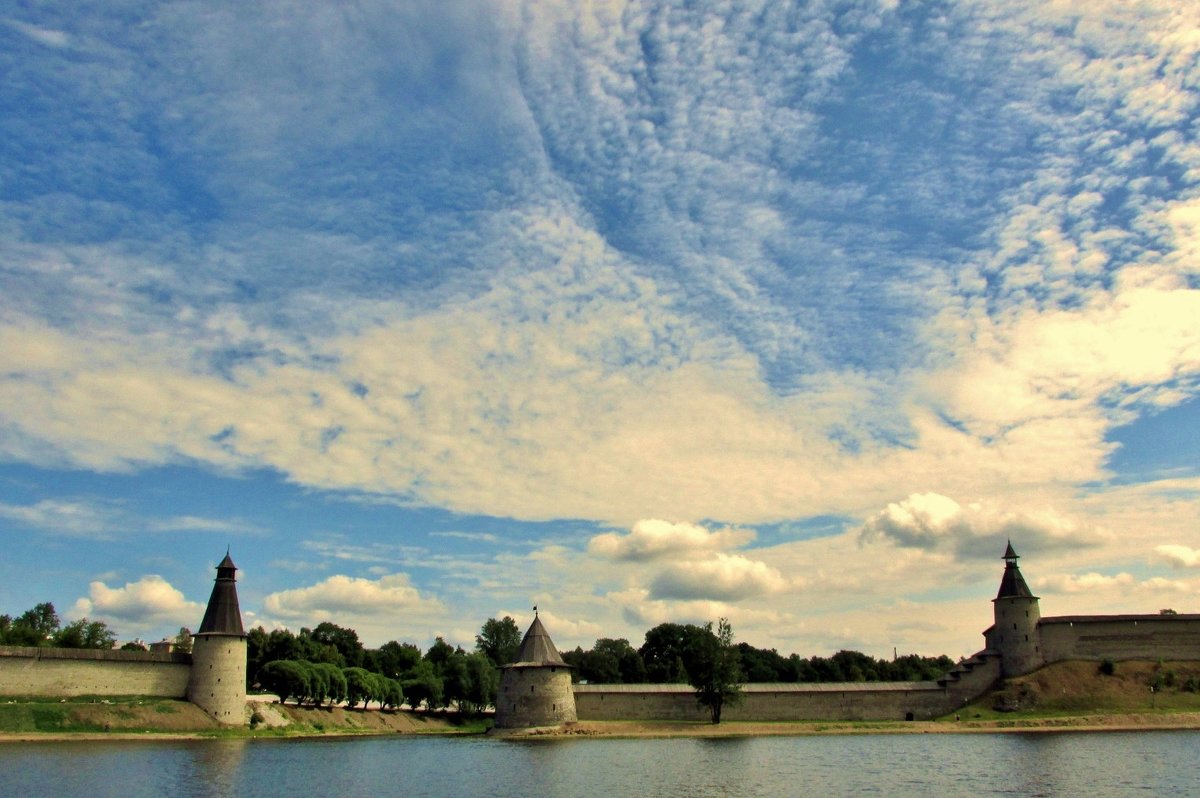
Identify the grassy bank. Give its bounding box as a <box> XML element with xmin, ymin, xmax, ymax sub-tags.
<box><xmin>0</xmin><ymin>697</ymin><xmax>488</xmax><ymax>739</ymax></box>
<box><xmin>951</xmin><ymin>659</ymin><xmax>1200</xmax><ymax>722</ymax></box>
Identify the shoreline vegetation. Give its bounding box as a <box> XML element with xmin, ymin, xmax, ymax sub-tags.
<box><xmin>4</xmin><ymin>660</ymin><xmax>1200</xmax><ymax>742</ymax></box>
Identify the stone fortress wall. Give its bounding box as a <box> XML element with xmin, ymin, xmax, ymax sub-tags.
<box><xmin>0</xmin><ymin>645</ymin><xmax>191</xmax><ymax>698</ymax></box>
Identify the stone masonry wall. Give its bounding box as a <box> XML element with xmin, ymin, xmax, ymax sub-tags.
<box><xmin>496</xmin><ymin>665</ymin><xmax>576</xmax><ymax>728</ymax></box>
<box><xmin>575</xmin><ymin>682</ymin><xmax>962</xmax><ymax>722</ymax></box>
<box><xmin>1040</xmin><ymin>616</ymin><xmax>1200</xmax><ymax>664</ymax></box>
<box><xmin>0</xmin><ymin>645</ymin><xmax>191</xmax><ymax>698</ymax></box>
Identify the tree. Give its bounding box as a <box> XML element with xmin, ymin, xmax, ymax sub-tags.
<box><xmin>461</xmin><ymin>652</ymin><xmax>498</xmax><ymax>712</ymax></box>
<box><xmin>476</xmin><ymin>616</ymin><xmax>522</xmax><ymax>667</ymax></box>
<box><xmin>173</xmin><ymin>627</ymin><xmax>193</xmax><ymax>654</ymax></box>
<box><xmin>371</xmin><ymin>640</ymin><xmax>423</xmax><ymax>680</ymax></box>
<box><xmin>307</xmin><ymin>622</ymin><xmax>364</xmax><ymax>668</ymax></box>
<box><xmin>687</xmin><ymin>618</ymin><xmax>742</xmax><ymax>724</ymax></box>
<box><xmin>402</xmin><ymin>660</ymin><xmax>444</xmax><ymax>710</ymax></box>
<box><xmin>344</xmin><ymin>667</ymin><xmax>381</xmax><ymax>709</ymax></box>
<box><xmin>14</xmin><ymin>602</ymin><xmax>60</xmax><ymax>645</ymax></box>
<box><xmin>260</xmin><ymin>660</ymin><xmax>311</xmax><ymax>705</ymax></box>
<box><xmin>52</xmin><ymin>619</ymin><xmax>117</xmax><ymax>649</ymax></box>
<box><xmin>640</xmin><ymin>622</ymin><xmax>704</xmax><ymax>683</ymax></box>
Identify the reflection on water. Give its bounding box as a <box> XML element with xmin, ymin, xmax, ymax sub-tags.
<box><xmin>2</xmin><ymin>731</ymin><xmax>1197</xmax><ymax>798</ymax></box>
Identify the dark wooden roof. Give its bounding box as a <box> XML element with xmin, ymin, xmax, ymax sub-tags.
<box><xmin>197</xmin><ymin>552</ymin><xmax>245</xmax><ymax>637</ymax></box>
<box><xmin>995</xmin><ymin>543</ymin><xmax>1036</xmax><ymax>600</ymax></box>
<box><xmin>508</xmin><ymin>614</ymin><xmax>567</xmax><ymax>667</ymax></box>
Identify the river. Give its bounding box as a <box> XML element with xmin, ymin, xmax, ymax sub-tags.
<box><xmin>2</xmin><ymin>730</ymin><xmax>1197</xmax><ymax>797</ymax></box>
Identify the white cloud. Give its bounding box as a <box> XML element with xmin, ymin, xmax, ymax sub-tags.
<box><xmin>0</xmin><ymin>499</ymin><xmax>119</xmax><ymax>538</ymax></box>
<box><xmin>649</xmin><ymin>553</ymin><xmax>787</xmax><ymax>601</ymax></box>
<box><xmin>588</xmin><ymin>519</ymin><xmax>754</xmax><ymax>561</ymax></box>
<box><xmin>262</xmin><ymin>573</ymin><xmax>441</xmax><ymax>622</ymax></box>
<box><xmin>4</xmin><ymin>19</ymin><xmax>70</xmax><ymax>49</ymax></box>
<box><xmin>1154</xmin><ymin>545</ymin><xmax>1200</xmax><ymax>569</ymax></box>
<box><xmin>72</xmin><ymin>576</ymin><xmax>202</xmax><ymax>629</ymax></box>
<box><xmin>860</xmin><ymin>492</ymin><xmax>1099</xmax><ymax>558</ymax></box>
<box><xmin>1036</xmin><ymin>572</ymin><xmax>1135</xmax><ymax>594</ymax></box>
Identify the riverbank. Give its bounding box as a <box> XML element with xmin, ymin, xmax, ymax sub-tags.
<box><xmin>499</xmin><ymin>711</ymin><xmax>1200</xmax><ymax>739</ymax></box>
<box><xmin>6</xmin><ymin>659</ymin><xmax>1199</xmax><ymax>742</ymax></box>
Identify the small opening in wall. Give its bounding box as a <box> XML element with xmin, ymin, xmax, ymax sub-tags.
<box><xmin>531</xmin><ymin>686</ymin><xmax>535</xmax><ymax>693</ymax></box>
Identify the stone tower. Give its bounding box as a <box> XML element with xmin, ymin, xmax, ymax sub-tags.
<box><xmin>988</xmin><ymin>541</ymin><xmax>1042</xmax><ymax>677</ymax></box>
<box><xmin>187</xmin><ymin>551</ymin><xmax>247</xmax><ymax>724</ymax></box>
<box><xmin>493</xmin><ymin>612</ymin><xmax>577</xmax><ymax>729</ymax></box>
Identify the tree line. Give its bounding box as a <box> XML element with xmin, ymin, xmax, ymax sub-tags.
<box><xmin>562</xmin><ymin>622</ymin><xmax>955</xmax><ymax>686</ymax></box>
<box><xmin>0</xmin><ymin>602</ymin><xmax>118</xmax><ymax>650</ymax></box>
<box><xmin>245</xmin><ymin>616</ymin><xmax>523</xmax><ymax>712</ymax></box>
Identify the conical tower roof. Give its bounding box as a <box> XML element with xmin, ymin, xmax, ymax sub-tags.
<box><xmin>995</xmin><ymin>541</ymin><xmax>1036</xmax><ymax>600</ymax></box>
<box><xmin>511</xmin><ymin>613</ymin><xmax>567</xmax><ymax>667</ymax></box>
<box><xmin>197</xmin><ymin>551</ymin><xmax>245</xmax><ymax>636</ymax></box>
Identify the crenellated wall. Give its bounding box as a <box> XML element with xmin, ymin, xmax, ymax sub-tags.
<box><xmin>0</xmin><ymin>645</ymin><xmax>191</xmax><ymax>698</ymax></box>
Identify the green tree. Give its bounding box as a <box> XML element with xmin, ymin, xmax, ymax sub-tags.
<box><xmin>307</xmin><ymin>622</ymin><xmax>364</xmax><ymax>668</ymax></box>
<box><xmin>379</xmin><ymin>677</ymin><xmax>405</xmax><ymax>710</ymax></box>
<box><xmin>402</xmin><ymin>659</ymin><xmax>444</xmax><ymax>710</ymax></box>
<box><xmin>308</xmin><ymin>662</ymin><xmax>345</xmax><ymax>705</ymax></box>
<box><xmin>8</xmin><ymin>602</ymin><xmax>61</xmax><ymax>645</ymax></box>
<box><xmin>640</xmin><ymin>622</ymin><xmax>704</xmax><ymax>683</ymax></box>
<box><xmin>260</xmin><ymin>660</ymin><xmax>311</xmax><ymax>705</ymax></box>
<box><xmin>52</xmin><ymin>618</ymin><xmax>117</xmax><ymax>649</ymax></box>
<box><xmin>687</xmin><ymin>618</ymin><xmax>743</xmax><ymax>724</ymax></box>
<box><xmin>461</xmin><ymin>651</ymin><xmax>498</xmax><ymax>712</ymax></box>
<box><xmin>344</xmin><ymin>667</ymin><xmax>381</xmax><ymax>709</ymax></box>
<box><xmin>370</xmin><ymin>640</ymin><xmax>422</xmax><ymax>680</ymax></box>
<box><xmin>173</xmin><ymin>627</ymin><xmax>193</xmax><ymax>654</ymax></box>
<box><xmin>476</xmin><ymin>616</ymin><xmax>522</xmax><ymax>667</ymax></box>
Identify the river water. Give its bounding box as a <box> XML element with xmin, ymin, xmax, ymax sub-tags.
<box><xmin>2</xmin><ymin>731</ymin><xmax>1197</xmax><ymax>797</ymax></box>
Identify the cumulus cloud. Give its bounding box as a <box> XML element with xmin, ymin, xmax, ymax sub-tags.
<box><xmin>1035</xmin><ymin>571</ymin><xmax>1194</xmax><ymax>598</ymax></box>
<box><xmin>262</xmin><ymin>573</ymin><xmax>441</xmax><ymax>621</ymax></box>
<box><xmin>1154</xmin><ymin>545</ymin><xmax>1200</xmax><ymax>569</ymax></box>
<box><xmin>860</xmin><ymin>493</ymin><xmax>1098</xmax><ymax>559</ymax></box>
<box><xmin>649</xmin><ymin>553</ymin><xmax>787</xmax><ymax>601</ymax></box>
<box><xmin>1035</xmin><ymin>572</ymin><xmax>1135</xmax><ymax>594</ymax></box>
<box><xmin>72</xmin><ymin>576</ymin><xmax>203</xmax><ymax>628</ymax></box>
<box><xmin>588</xmin><ymin>519</ymin><xmax>754</xmax><ymax>561</ymax></box>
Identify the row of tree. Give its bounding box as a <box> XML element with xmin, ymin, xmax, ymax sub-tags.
<box><xmin>245</xmin><ymin>617</ymin><xmax>523</xmax><ymax>712</ymax></box>
<box><xmin>561</xmin><ymin>622</ymin><xmax>955</xmax><ymax>686</ymax></box>
<box><xmin>0</xmin><ymin>602</ymin><xmax>117</xmax><ymax>650</ymax></box>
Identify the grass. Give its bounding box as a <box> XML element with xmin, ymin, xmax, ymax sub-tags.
<box><xmin>943</xmin><ymin>660</ymin><xmax>1200</xmax><ymax>722</ymax></box>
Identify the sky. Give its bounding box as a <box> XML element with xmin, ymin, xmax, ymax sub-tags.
<box><xmin>1</xmin><ymin>0</ymin><xmax>1198</xmax><ymax>661</ymax></box>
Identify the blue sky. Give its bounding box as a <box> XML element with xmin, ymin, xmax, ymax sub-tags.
<box><xmin>2</xmin><ymin>0</ymin><xmax>1198</xmax><ymax>659</ymax></box>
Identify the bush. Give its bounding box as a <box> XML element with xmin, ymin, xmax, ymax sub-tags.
<box><xmin>1099</xmin><ymin>659</ymin><xmax>1115</xmax><ymax>676</ymax></box>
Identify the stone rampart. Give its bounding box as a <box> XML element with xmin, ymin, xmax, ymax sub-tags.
<box><xmin>576</xmin><ymin>681</ymin><xmax>960</xmax><ymax>722</ymax></box>
<box><xmin>0</xmin><ymin>645</ymin><xmax>191</xmax><ymax>698</ymax></box>
<box><xmin>1040</xmin><ymin>615</ymin><xmax>1200</xmax><ymax>664</ymax></box>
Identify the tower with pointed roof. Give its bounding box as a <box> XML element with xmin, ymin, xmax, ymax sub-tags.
<box><xmin>986</xmin><ymin>542</ymin><xmax>1043</xmax><ymax>677</ymax></box>
<box><xmin>493</xmin><ymin>612</ymin><xmax>577</xmax><ymax>729</ymax></box>
<box><xmin>186</xmin><ymin>551</ymin><xmax>248</xmax><ymax>724</ymax></box>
